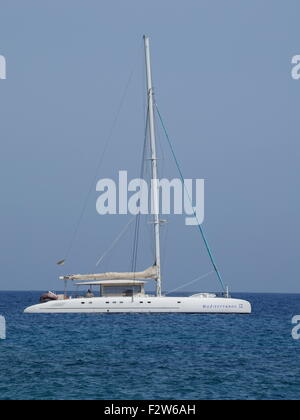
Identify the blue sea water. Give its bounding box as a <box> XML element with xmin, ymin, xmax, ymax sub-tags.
<box><xmin>0</xmin><ymin>292</ymin><xmax>299</xmax><ymax>400</ymax></box>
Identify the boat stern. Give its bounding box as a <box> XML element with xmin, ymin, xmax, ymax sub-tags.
<box><xmin>236</xmin><ymin>299</ymin><xmax>252</xmax><ymax>314</ymax></box>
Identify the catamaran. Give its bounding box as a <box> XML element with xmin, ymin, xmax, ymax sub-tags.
<box><xmin>24</xmin><ymin>36</ymin><xmax>251</xmax><ymax>314</ymax></box>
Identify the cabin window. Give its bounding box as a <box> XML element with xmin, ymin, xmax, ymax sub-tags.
<box><xmin>101</xmin><ymin>285</ymin><xmax>142</xmax><ymax>297</ymax></box>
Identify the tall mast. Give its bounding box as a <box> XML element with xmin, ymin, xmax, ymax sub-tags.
<box><xmin>143</xmin><ymin>35</ymin><xmax>162</xmax><ymax>297</ymax></box>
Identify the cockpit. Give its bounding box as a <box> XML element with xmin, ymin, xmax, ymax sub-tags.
<box><xmin>75</xmin><ymin>280</ymin><xmax>146</xmax><ymax>298</ymax></box>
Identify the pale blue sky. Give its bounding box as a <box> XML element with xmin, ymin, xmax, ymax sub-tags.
<box><xmin>0</xmin><ymin>0</ymin><xmax>299</xmax><ymax>292</ymax></box>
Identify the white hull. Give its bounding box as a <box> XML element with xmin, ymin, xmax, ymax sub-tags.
<box><xmin>24</xmin><ymin>296</ymin><xmax>251</xmax><ymax>314</ymax></box>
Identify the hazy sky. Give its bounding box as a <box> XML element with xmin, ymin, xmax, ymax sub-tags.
<box><xmin>0</xmin><ymin>0</ymin><xmax>299</xmax><ymax>293</ymax></box>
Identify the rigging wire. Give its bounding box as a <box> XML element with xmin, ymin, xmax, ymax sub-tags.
<box><xmin>161</xmin><ymin>218</ymin><xmax>169</xmax><ymax>275</ymax></box>
<box><xmin>96</xmin><ymin>217</ymin><xmax>136</xmax><ymax>267</ymax></box>
<box><xmin>165</xmin><ymin>271</ymin><xmax>215</xmax><ymax>295</ymax></box>
<box><xmin>57</xmin><ymin>48</ymin><xmax>141</xmax><ymax>266</ymax></box>
<box><xmin>154</xmin><ymin>103</ymin><xmax>227</xmax><ymax>293</ymax></box>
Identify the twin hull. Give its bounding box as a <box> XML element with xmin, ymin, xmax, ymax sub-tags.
<box><xmin>24</xmin><ymin>296</ymin><xmax>251</xmax><ymax>314</ymax></box>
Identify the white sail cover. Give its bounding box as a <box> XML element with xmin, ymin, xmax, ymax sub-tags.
<box><xmin>59</xmin><ymin>266</ymin><xmax>159</xmax><ymax>281</ymax></box>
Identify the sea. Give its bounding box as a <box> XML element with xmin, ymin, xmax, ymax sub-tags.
<box><xmin>0</xmin><ymin>292</ymin><xmax>299</xmax><ymax>400</ymax></box>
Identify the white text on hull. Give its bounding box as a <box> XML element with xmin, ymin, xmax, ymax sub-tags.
<box><xmin>24</xmin><ymin>296</ymin><xmax>251</xmax><ymax>314</ymax></box>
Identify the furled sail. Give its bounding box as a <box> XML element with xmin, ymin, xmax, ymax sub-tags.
<box><xmin>59</xmin><ymin>265</ymin><xmax>159</xmax><ymax>281</ymax></box>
